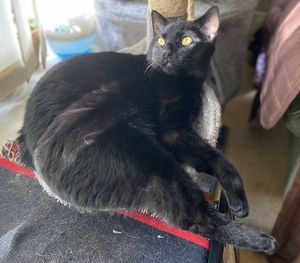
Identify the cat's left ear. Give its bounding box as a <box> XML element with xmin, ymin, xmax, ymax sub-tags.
<box><xmin>151</xmin><ymin>10</ymin><xmax>168</xmax><ymax>35</ymax></box>
<box><xmin>194</xmin><ymin>6</ymin><xmax>220</xmax><ymax>41</ymax></box>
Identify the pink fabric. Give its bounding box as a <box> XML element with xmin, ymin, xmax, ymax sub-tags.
<box><xmin>260</xmin><ymin>0</ymin><xmax>300</xmax><ymax>129</ymax></box>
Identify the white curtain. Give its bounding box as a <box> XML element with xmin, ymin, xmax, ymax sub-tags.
<box><xmin>0</xmin><ymin>0</ymin><xmax>43</xmax><ymax>100</ymax></box>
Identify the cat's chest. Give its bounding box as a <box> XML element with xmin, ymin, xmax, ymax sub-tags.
<box><xmin>156</xmin><ymin>89</ymin><xmax>202</xmax><ymax>125</ymax></box>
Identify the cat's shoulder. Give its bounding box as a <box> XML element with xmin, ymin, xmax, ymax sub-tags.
<box><xmin>47</xmin><ymin>52</ymin><xmax>147</xmax><ymax>76</ymax></box>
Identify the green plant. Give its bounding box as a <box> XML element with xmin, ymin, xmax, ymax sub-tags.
<box><xmin>28</xmin><ymin>17</ymin><xmax>37</xmax><ymax>31</ymax></box>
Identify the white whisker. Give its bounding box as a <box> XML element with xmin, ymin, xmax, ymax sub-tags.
<box><xmin>144</xmin><ymin>62</ymin><xmax>159</xmax><ymax>78</ymax></box>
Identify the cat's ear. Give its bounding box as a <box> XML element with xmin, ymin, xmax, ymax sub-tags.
<box><xmin>151</xmin><ymin>10</ymin><xmax>168</xmax><ymax>35</ymax></box>
<box><xmin>195</xmin><ymin>6</ymin><xmax>220</xmax><ymax>41</ymax></box>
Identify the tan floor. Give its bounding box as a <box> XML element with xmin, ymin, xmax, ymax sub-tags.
<box><xmin>223</xmin><ymin>92</ymin><xmax>288</xmax><ymax>263</ymax></box>
<box><xmin>222</xmin><ymin>55</ymin><xmax>289</xmax><ymax>262</ymax></box>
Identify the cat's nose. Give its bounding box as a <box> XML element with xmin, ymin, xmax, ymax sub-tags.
<box><xmin>164</xmin><ymin>44</ymin><xmax>172</xmax><ymax>58</ymax></box>
<box><xmin>164</xmin><ymin>49</ymin><xmax>172</xmax><ymax>62</ymax></box>
<box><xmin>165</xmin><ymin>49</ymin><xmax>172</xmax><ymax>57</ymax></box>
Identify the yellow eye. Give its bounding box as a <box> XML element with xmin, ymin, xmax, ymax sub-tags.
<box><xmin>157</xmin><ymin>37</ymin><xmax>166</xmax><ymax>46</ymax></box>
<box><xmin>181</xmin><ymin>36</ymin><xmax>193</xmax><ymax>46</ymax></box>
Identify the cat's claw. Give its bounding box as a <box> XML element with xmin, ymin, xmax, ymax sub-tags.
<box><xmin>226</xmin><ymin>192</ymin><xmax>249</xmax><ymax>218</ymax></box>
<box><xmin>229</xmin><ymin>203</ymin><xmax>249</xmax><ymax>218</ymax></box>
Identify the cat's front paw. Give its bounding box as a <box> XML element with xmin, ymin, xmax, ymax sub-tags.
<box><xmin>226</xmin><ymin>190</ymin><xmax>249</xmax><ymax>218</ymax></box>
<box><xmin>229</xmin><ymin>200</ymin><xmax>249</xmax><ymax>218</ymax></box>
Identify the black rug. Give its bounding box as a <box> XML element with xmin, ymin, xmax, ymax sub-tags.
<box><xmin>0</xmin><ymin>159</ymin><xmax>210</xmax><ymax>263</ymax></box>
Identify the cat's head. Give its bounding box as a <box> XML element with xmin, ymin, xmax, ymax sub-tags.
<box><xmin>147</xmin><ymin>7</ymin><xmax>220</xmax><ymax>78</ymax></box>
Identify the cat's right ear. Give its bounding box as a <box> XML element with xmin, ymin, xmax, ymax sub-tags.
<box><xmin>151</xmin><ymin>10</ymin><xmax>168</xmax><ymax>35</ymax></box>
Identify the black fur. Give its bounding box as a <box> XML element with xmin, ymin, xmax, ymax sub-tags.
<box><xmin>18</xmin><ymin>7</ymin><xmax>277</xmax><ymax>254</ymax></box>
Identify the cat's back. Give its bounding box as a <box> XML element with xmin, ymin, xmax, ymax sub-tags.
<box><xmin>31</xmin><ymin>52</ymin><xmax>147</xmax><ymax>104</ymax></box>
<box><xmin>28</xmin><ymin>51</ymin><xmax>146</xmax><ymax>115</ymax></box>
<box><xmin>23</xmin><ymin>52</ymin><xmax>147</xmax><ymax>150</ymax></box>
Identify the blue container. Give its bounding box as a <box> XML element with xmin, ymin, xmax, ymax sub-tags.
<box><xmin>46</xmin><ymin>20</ymin><xmax>97</xmax><ymax>59</ymax></box>
<box><xmin>47</xmin><ymin>33</ymin><xmax>96</xmax><ymax>59</ymax></box>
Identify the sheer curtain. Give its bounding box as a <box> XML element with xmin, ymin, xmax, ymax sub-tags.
<box><xmin>0</xmin><ymin>0</ymin><xmax>45</xmax><ymax>100</ymax></box>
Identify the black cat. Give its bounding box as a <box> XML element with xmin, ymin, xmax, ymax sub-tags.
<box><xmin>18</xmin><ymin>7</ymin><xmax>277</xmax><ymax>254</ymax></box>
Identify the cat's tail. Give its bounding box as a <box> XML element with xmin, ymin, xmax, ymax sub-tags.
<box><xmin>191</xmin><ymin>210</ymin><xmax>278</xmax><ymax>255</ymax></box>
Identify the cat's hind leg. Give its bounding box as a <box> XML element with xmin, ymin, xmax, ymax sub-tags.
<box><xmin>101</xmin><ymin>124</ymin><xmax>277</xmax><ymax>254</ymax></box>
<box><xmin>190</xmin><ymin>209</ymin><xmax>278</xmax><ymax>255</ymax></box>
<box><xmin>34</xmin><ymin>123</ymin><xmax>277</xmax><ymax>254</ymax></box>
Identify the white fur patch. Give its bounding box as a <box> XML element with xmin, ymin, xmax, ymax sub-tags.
<box><xmin>192</xmin><ymin>82</ymin><xmax>221</xmax><ymax>147</ymax></box>
<box><xmin>33</xmin><ymin>149</ymin><xmax>72</xmax><ymax>208</ymax></box>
